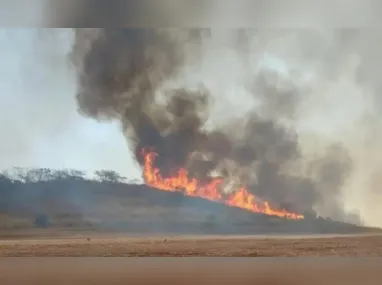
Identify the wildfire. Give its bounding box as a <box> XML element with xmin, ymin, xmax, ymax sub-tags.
<box><xmin>142</xmin><ymin>149</ymin><xmax>304</xmax><ymax>220</ymax></box>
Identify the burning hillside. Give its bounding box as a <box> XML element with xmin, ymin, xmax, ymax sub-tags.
<box><xmin>2</xmin><ymin>170</ymin><xmax>379</xmax><ymax>234</ymax></box>
<box><xmin>142</xmin><ymin>149</ymin><xmax>303</xmax><ymax>220</ymax></box>
<box><xmin>70</xmin><ymin>29</ymin><xmax>357</xmax><ymax>224</ymax></box>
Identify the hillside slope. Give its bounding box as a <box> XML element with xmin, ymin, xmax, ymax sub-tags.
<box><xmin>0</xmin><ymin>178</ymin><xmax>380</xmax><ymax>234</ymax></box>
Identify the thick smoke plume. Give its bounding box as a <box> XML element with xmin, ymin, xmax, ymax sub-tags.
<box><xmin>70</xmin><ymin>28</ymin><xmax>367</xmax><ymax>224</ymax></box>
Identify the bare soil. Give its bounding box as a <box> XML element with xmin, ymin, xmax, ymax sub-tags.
<box><xmin>1</xmin><ymin>231</ymin><xmax>382</xmax><ymax>284</ymax></box>
<box><xmin>1</xmin><ymin>230</ymin><xmax>382</xmax><ymax>256</ymax></box>
<box><xmin>1</xmin><ymin>257</ymin><xmax>381</xmax><ymax>285</ymax></box>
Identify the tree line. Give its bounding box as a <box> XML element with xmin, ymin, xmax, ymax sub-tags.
<box><xmin>0</xmin><ymin>167</ymin><xmax>140</xmax><ymax>184</ymax></box>
<box><xmin>0</xmin><ymin>168</ymin><xmax>141</xmax><ymax>229</ymax></box>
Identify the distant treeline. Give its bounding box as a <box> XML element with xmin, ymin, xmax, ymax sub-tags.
<box><xmin>0</xmin><ymin>167</ymin><xmax>376</xmax><ymax>233</ymax></box>
<box><xmin>0</xmin><ymin>167</ymin><xmax>141</xmax><ymax>229</ymax></box>
<box><xmin>0</xmin><ymin>167</ymin><xmax>141</xmax><ymax>185</ymax></box>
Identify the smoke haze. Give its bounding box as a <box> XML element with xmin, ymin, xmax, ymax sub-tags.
<box><xmin>3</xmin><ymin>26</ymin><xmax>382</xmax><ymax>227</ymax></box>
<box><xmin>69</xmin><ymin>28</ymin><xmax>381</xmax><ymax>226</ymax></box>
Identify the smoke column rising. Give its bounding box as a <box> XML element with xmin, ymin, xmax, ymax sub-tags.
<box><xmin>3</xmin><ymin>27</ymin><xmax>382</xmax><ymax>226</ymax></box>
<box><xmin>70</xmin><ymin>28</ymin><xmax>371</xmax><ymax>225</ymax></box>
<box><xmin>1</xmin><ymin>1</ymin><xmax>381</xmax><ymax>227</ymax></box>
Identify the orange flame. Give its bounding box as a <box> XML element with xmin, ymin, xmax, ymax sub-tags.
<box><xmin>142</xmin><ymin>149</ymin><xmax>304</xmax><ymax>220</ymax></box>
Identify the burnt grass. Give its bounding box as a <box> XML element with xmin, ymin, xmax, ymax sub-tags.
<box><xmin>0</xmin><ymin>177</ymin><xmax>380</xmax><ymax>235</ymax></box>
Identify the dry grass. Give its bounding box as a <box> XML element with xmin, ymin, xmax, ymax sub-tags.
<box><xmin>1</xmin><ymin>232</ymin><xmax>382</xmax><ymax>256</ymax></box>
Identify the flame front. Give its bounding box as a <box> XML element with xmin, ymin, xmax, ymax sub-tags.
<box><xmin>142</xmin><ymin>149</ymin><xmax>304</xmax><ymax>220</ymax></box>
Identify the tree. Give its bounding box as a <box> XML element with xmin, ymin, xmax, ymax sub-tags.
<box><xmin>94</xmin><ymin>170</ymin><xmax>125</xmax><ymax>183</ymax></box>
<box><xmin>0</xmin><ymin>173</ymin><xmax>12</xmax><ymax>194</ymax></box>
<box><xmin>0</xmin><ymin>173</ymin><xmax>11</xmax><ymax>183</ymax></box>
<box><xmin>8</xmin><ymin>167</ymin><xmax>29</xmax><ymax>183</ymax></box>
<box><xmin>25</xmin><ymin>168</ymin><xmax>54</xmax><ymax>182</ymax></box>
<box><xmin>68</xmin><ymin>169</ymin><xmax>86</xmax><ymax>181</ymax></box>
<box><xmin>50</xmin><ymin>169</ymin><xmax>71</xmax><ymax>181</ymax></box>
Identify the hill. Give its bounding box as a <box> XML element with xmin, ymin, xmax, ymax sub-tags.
<box><xmin>0</xmin><ymin>170</ymin><xmax>380</xmax><ymax>235</ymax></box>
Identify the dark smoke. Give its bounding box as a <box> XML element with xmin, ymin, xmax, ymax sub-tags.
<box><xmin>70</xmin><ymin>28</ymin><xmax>355</xmax><ymax>222</ymax></box>
<box><xmin>71</xmin><ymin>29</ymin><xmax>211</xmax><ymax>177</ymax></box>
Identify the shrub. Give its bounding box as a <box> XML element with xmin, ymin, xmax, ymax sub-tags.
<box><xmin>34</xmin><ymin>214</ymin><xmax>50</xmax><ymax>228</ymax></box>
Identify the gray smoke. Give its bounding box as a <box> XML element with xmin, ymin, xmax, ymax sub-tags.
<box><xmin>70</xmin><ymin>28</ymin><xmax>358</xmax><ymax>224</ymax></box>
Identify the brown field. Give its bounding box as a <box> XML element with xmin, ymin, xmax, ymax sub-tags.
<box><xmin>1</xmin><ymin>230</ymin><xmax>382</xmax><ymax>256</ymax></box>
<box><xmin>1</xmin><ymin>232</ymin><xmax>382</xmax><ymax>284</ymax></box>
<box><xmin>1</xmin><ymin>257</ymin><xmax>381</xmax><ymax>285</ymax></box>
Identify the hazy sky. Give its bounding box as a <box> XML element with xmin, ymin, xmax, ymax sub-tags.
<box><xmin>0</xmin><ymin>29</ymin><xmax>142</xmax><ymax>180</ymax></box>
<box><xmin>2</xmin><ymin>28</ymin><xmax>382</xmax><ymax>226</ymax></box>
<box><xmin>0</xmin><ymin>28</ymin><xmax>362</xmax><ymax>177</ymax></box>
<box><xmin>0</xmin><ymin>29</ymin><xmax>297</xmax><ymax>181</ymax></box>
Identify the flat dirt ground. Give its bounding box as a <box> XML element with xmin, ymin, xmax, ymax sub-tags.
<box><xmin>1</xmin><ymin>230</ymin><xmax>382</xmax><ymax>256</ymax></box>
<box><xmin>1</xmin><ymin>231</ymin><xmax>382</xmax><ymax>284</ymax></box>
<box><xmin>1</xmin><ymin>257</ymin><xmax>381</xmax><ymax>285</ymax></box>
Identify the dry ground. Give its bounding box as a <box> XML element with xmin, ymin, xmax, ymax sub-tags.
<box><xmin>1</xmin><ymin>230</ymin><xmax>382</xmax><ymax>256</ymax></box>
<box><xmin>1</xmin><ymin>232</ymin><xmax>382</xmax><ymax>284</ymax></box>
<box><xmin>1</xmin><ymin>257</ymin><xmax>381</xmax><ymax>285</ymax></box>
